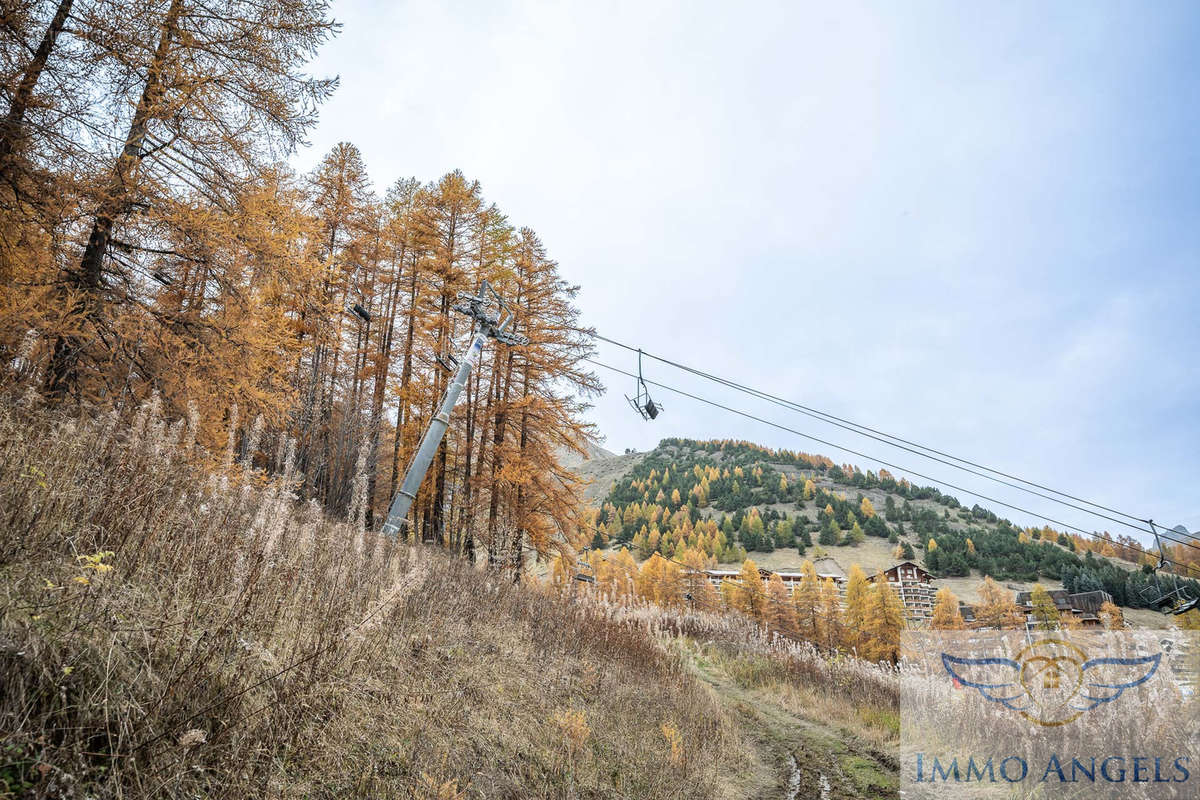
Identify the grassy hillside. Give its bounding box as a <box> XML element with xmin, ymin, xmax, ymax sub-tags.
<box><xmin>0</xmin><ymin>399</ymin><xmax>905</xmax><ymax>798</ymax></box>
<box><xmin>577</xmin><ymin>438</ymin><xmax>1193</xmax><ymax>619</ymax></box>
<box><xmin>0</xmin><ymin>400</ymin><xmax>747</xmax><ymax>799</ymax></box>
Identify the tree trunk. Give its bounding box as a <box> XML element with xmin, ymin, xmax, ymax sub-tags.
<box><xmin>427</xmin><ymin>292</ymin><xmax>451</xmax><ymax>545</ymax></box>
<box><xmin>485</xmin><ymin>349</ymin><xmax>515</xmax><ymax>567</ymax></box>
<box><xmin>45</xmin><ymin>0</ymin><xmax>183</xmax><ymax>398</ymax></box>
<box><xmin>459</xmin><ymin>364</ymin><xmax>485</xmax><ymax>562</ymax></box>
<box><xmin>0</xmin><ymin>0</ymin><xmax>74</xmax><ymax>177</ymax></box>
<box><xmin>512</xmin><ymin>359</ymin><xmax>531</xmax><ymax>582</ymax></box>
<box><xmin>365</xmin><ymin>245</ymin><xmax>405</xmax><ymax>528</ymax></box>
<box><xmin>388</xmin><ymin>263</ymin><xmax>419</xmax><ymax>504</ymax></box>
<box><xmin>452</xmin><ymin>370</ymin><xmax>477</xmax><ymax>554</ymax></box>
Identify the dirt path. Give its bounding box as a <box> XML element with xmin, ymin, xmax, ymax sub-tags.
<box><xmin>688</xmin><ymin>654</ymin><xmax>897</xmax><ymax>800</ymax></box>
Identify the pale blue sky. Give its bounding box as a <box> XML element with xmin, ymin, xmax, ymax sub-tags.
<box><xmin>295</xmin><ymin>1</ymin><xmax>1199</xmax><ymax>540</ymax></box>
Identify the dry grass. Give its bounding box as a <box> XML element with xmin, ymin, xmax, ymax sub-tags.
<box><xmin>611</xmin><ymin>605</ymin><xmax>899</xmax><ymax>722</ymax></box>
<box><xmin>0</xmin><ymin>395</ymin><xmax>745</xmax><ymax>799</ymax></box>
<box><xmin>578</xmin><ymin>600</ymin><xmax>901</xmax><ymax>759</ymax></box>
<box><xmin>899</xmin><ymin>633</ymin><xmax>1200</xmax><ymax>799</ymax></box>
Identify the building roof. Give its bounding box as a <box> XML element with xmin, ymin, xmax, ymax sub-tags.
<box><xmin>1014</xmin><ymin>589</ymin><xmax>1113</xmax><ymax>614</ymax></box>
<box><xmin>881</xmin><ymin>561</ymin><xmax>933</xmax><ymax>582</ymax></box>
<box><xmin>1015</xmin><ymin>589</ymin><xmax>1073</xmax><ymax>611</ymax></box>
<box><xmin>703</xmin><ymin>568</ymin><xmax>843</xmax><ymax>583</ymax></box>
<box><xmin>810</xmin><ymin>557</ymin><xmax>845</xmax><ymax>578</ymax></box>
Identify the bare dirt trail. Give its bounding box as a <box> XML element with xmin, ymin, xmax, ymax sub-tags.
<box><xmin>687</xmin><ymin>654</ymin><xmax>898</xmax><ymax>800</ymax></box>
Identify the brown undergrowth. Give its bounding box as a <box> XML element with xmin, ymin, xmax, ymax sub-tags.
<box><xmin>0</xmin><ymin>396</ymin><xmax>744</xmax><ymax>798</ymax></box>
<box><xmin>610</xmin><ymin>604</ymin><xmax>900</xmax><ymax>751</ymax></box>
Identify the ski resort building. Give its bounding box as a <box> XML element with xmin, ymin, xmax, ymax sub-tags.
<box><xmin>699</xmin><ymin>560</ymin><xmax>939</xmax><ymax>623</ymax></box>
<box><xmin>1012</xmin><ymin>588</ymin><xmax>1113</xmax><ymax>628</ymax></box>
<box><xmin>873</xmin><ymin>561</ymin><xmax>936</xmax><ymax>623</ymax></box>
<box><xmin>700</xmin><ymin>566</ymin><xmax>844</xmax><ymax>591</ymax></box>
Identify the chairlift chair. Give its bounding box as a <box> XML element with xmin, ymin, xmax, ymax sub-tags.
<box><xmin>1142</xmin><ymin>520</ymin><xmax>1200</xmax><ymax>615</ymax></box>
<box><xmin>1173</xmin><ymin>595</ymin><xmax>1200</xmax><ymax>616</ymax></box>
<box><xmin>625</xmin><ymin>349</ymin><xmax>663</xmax><ymax>420</ymax></box>
<box><xmin>1170</xmin><ymin>525</ymin><xmax>1200</xmax><ymax>614</ymax></box>
<box><xmin>573</xmin><ymin>558</ymin><xmax>597</xmax><ymax>584</ymax></box>
<box><xmin>434</xmin><ymin>352</ymin><xmax>459</xmax><ymax>374</ymax></box>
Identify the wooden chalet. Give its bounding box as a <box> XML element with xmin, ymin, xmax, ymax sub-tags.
<box><xmin>1014</xmin><ymin>588</ymin><xmax>1112</xmax><ymax>628</ymax></box>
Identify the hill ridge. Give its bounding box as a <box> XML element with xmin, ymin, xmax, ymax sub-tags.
<box><xmin>573</xmin><ymin>437</ymin><xmax>1192</xmax><ymax>624</ymax></box>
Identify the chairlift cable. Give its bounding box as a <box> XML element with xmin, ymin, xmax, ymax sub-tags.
<box><xmin>585</xmin><ymin>357</ymin><xmax>1200</xmax><ymax>557</ymax></box>
<box><xmin>584</xmin><ymin>333</ymin><xmax>1196</xmax><ymax>552</ymax></box>
<box><xmin>589</xmin><ymin>332</ymin><xmax>1154</xmax><ymax>529</ymax></box>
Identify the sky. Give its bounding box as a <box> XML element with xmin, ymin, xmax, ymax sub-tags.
<box><xmin>293</xmin><ymin>0</ymin><xmax>1200</xmax><ymax>542</ymax></box>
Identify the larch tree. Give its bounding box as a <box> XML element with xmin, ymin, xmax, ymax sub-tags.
<box><xmin>637</xmin><ymin>553</ymin><xmax>667</xmax><ymax>604</ymax></box>
<box><xmin>43</xmin><ymin>0</ymin><xmax>338</xmax><ymax>400</ymax></box>
<box><xmin>863</xmin><ymin>574</ymin><xmax>905</xmax><ymax>664</ymax></box>
<box><xmin>1030</xmin><ymin>584</ymin><xmax>1060</xmax><ymax>630</ymax></box>
<box><xmin>0</xmin><ymin>0</ymin><xmax>96</xmax><ymax>301</ymax></box>
<box><xmin>842</xmin><ymin>564</ymin><xmax>870</xmax><ymax>654</ymax></box>
<box><xmin>658</xmin><ymin>560</ymin><xmax>684</xmax><ymax>608</ymax></box>
<box><xmin>792</xmin><ymin>560</ymin><xmax>821</xmax><ymax>643</ymax></box>
<box><xmin>930</xmin><ymin>587</ymin><xmax>966</xmax><ymax>630</ymax></box>
<box><xmin>1098</xmin><ymin>600</ymin><xmax>1124</xmax><ymax>630</ymax></box>
<box><xmin>719</xmin><ymin>579</ymin><xmax>740</xmax><ymax>612</ymax></box>
<box><xmin>817</xmin><ymin>577</ymin><xmax>843</xmax><ymax>652</ymax></box>
<box><xmin>295</xmin><ymin>142</ymin><xmax>377</xmax><ymax>508</ymax></box>
<box><xmin>611</xmin><ymin>547</ymin><xmax>639</xmax><ymax>601</ymax></box>
<box><xmin>681</xmin><ymin>547</ymin><xmax>719</xmax><ymax>612</ymax></box>
<box><xmin>765</xmin><ymin>573</ymin><xmax>796</xmax><ymax>639</ymax></box>
<box><xmin>734</xmin><ymin>558</ymin><xmax>766</xmax><ymax>620</ymax></box>
<box><xmin>975</xmin><ymin>577</ymin><xmax>1024</xmax><ymax>629</ymax></box>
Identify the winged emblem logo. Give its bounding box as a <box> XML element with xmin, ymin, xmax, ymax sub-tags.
<box><xmin>941</xmin><ymin>639</ymin><xmax>1161</xmax><ymax>727</ymax></box>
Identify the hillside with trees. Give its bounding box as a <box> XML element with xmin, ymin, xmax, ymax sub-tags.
<box><xmin>0</xmin><ymin>0</ymin><xmax>601</xmax><ymax>572</ymax></box>
<box><xmin>581</xmin><ymin>438</ymin><xmax>1200</xmax><ymax>613</ymax></box>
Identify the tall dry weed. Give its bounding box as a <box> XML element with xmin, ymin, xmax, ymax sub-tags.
<box><xmin>0</xmin><ymin>396</ymin><xmax>743</xmax><ymax>798</ymax></box>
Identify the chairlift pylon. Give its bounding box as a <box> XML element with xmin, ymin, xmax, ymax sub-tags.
<box><xmin>625</xmin><ymin>349</ymin><xmax>662</xmax><ymax>420</ymax></box>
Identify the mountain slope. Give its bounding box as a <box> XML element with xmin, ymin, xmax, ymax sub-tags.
<box><xmin>0</xmin><ymin>403</ymin><xmax>754</xmax><ymax>799</ymax></box>
<box><xmin>575</xmin><ymin>438</ymin><xmax>1191</xmax><ymax>624</ymax></box>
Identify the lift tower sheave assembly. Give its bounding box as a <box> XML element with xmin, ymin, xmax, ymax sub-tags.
<box><xmin>380</xmin><ymin>281</ymin><xmax>528</xmax><ymax>539</ymax></box>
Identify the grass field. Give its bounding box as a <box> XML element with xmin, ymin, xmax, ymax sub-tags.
<box><xmin>0</xmin><ymin>397</ymin><xmax>908</xmax><ymax>798</ymax></box>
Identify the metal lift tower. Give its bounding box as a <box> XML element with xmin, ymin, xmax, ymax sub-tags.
<box><xmin>380</xmin><ymin>281</ymin><xmax>528</xmax><ymax>539</ymax></box>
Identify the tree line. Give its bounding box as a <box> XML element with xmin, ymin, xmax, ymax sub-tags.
<box><xmin>0</xmin><ymin>0</ymin><xmax>600</xmax><ymax>571</ymax></box>
<box><xmin>556</xmin><ymin>549</ymin><xmax>906</xmax><ymax>663</ymax></box>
